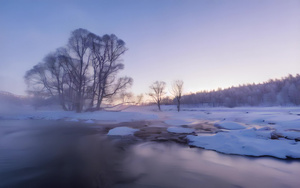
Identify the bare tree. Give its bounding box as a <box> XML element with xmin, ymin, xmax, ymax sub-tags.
<box><xmin>171</xmin><ymin>80</ymin><xmax>184</xmax><ymax>112</ymax></box>
<box><xmin>68</xmin><ymin>28</ymin><xmax>92</xmax><ymax>112</ymax></box>
<box><xmin>24</xmin><ymin>50</ymin><xmax>76</xmax><ymax>111</ymax></box>
<box><xmin>135</xmin><ymin>94</ymin><xmax>144</xmax><ymax>105</ymax></box>
<box><xmin>25</xmin><ymin>28</ymin><xmax>132</xmax><ymax>112</ymax></box>
<box><xmin>88</xmin><ymin>33</ymin><xmax>131</xmax><ymax>110</ymax></box>
<box><xmin>149</xmin><ymin>81</ymin><xmax>166</xmax><ymax>111</ymax></box>
<box><xmin>24</xmin><ymin>63</ymin><xmax>52</xmax><ymax>97</ymax></box>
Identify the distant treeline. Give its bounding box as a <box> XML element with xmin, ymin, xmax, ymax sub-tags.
<box><xmin>180</xmin><ymin>74</ymin><xmax>300</xmax><ymax>107</ymax></box>
<box><xmin>0</xmin><ymin>91</ymin><xmax>27</xmax><ymax>105</ymax></box>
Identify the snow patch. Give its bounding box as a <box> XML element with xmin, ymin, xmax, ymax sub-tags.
<box><xmin>84</xmin><ymin>119</ymin><xmax>94</xmax><ymax>123</ymax></box>
<box><xmin>214</xmin><ymin>121</ymin><xmax>246</xmax><ymax>130</ymax></box>
<box><xmin>107</xmin><ymin>127</ymin><xmax>139</xmax><ymax>136</ymax></box>
<box><xmin>187</xmin><ymin>129</ymin><xmax>300</xmax><ymax>159</ymax></box>
<box><xmin>278</xmin><ymin>131</ymin><xmax>300</xmax><ymax>140</ymax></box>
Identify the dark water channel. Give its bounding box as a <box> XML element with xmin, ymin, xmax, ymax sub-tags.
<box><xmin>0</xmin><ymin>120</ymin><xmax>299</xmax><ymax>188</ymax></box>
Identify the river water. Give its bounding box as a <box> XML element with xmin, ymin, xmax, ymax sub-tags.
<box><xmin>0</xmin><ymin>120</ymin><xmax>299</xmax><ymax>188</ymax></box>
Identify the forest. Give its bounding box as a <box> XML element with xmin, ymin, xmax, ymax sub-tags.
<box><xmin>180</xmin><ymin>74</ymin><xmax>300</xmax><ymax>107</ymax></box>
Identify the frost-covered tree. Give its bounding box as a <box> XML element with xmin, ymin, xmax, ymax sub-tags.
<box><xmin>180</xmin><ymin>74</ymin><xmax>300</xmax><ymax>107</ymax></box>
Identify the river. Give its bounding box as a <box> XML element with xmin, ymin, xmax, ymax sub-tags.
<box><xmin>0</xmin><ymin>120</ymin><xmax>299</xmax><ymax>188</ymax></box>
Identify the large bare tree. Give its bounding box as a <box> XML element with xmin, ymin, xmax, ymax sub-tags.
<box><xmin>149</xmin><ymin>81</ymin><xmax>166</xmax><ymax>111</ymax></box>
<box><xmin>88</xmin><ymin>33</ymin><xmax>132</xmax><ymax>110</ymax></box>
<box><xmin>67</xmin><ymin>28</ymin><xmax>92</xmax><ymax>112</ymax></box>
<box><xmin>25</xmin><ymin>28</ymin><xmax>132</xmax><ymax>112</ymax></box>
<box><xmin>171</xmin><ymin>80</ymin><xmax>184</xmax><ymax>112</ymax></box>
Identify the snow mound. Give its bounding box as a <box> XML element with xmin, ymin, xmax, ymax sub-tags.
<box><xmin>84</xmin><ymin>119</ymin><xmax>94</xmax><ymax>123</ymax></box>
<box><xmin>167</xmin><ymin>127</ymin><xmax>195</xmax><ymax>134</ymax></box>
<box><xmin>215</xmin><ymin>121</ymin><xmax>246</xmax><ymax>130</ymax></box>
<box><xmin>276</xmin><ymin>121</ymin><xmax>300</xmax><ymax>130</ymax></box>
<box><xmin>279</xmin><ymin>131</ymin><xmax>300</xmax><ymax>140</ymax></box>
<box><xmin>107</xmin><ymin>127</ymin><xmax>139</xmax><ymax>136</ymax></box>
<box><xmin>187</xmin><ymin>129</ymin><xmax>300</xmax><ymax>159</ymax></box>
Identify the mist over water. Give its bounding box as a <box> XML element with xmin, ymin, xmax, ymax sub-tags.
<box><xmin>0</xmin><ymin>120</ymin><xmax>299</xmax><ymax>188</ymax></box>
<box><xmin>0</xmin><ymin>120</ymin><xmax>126</xmax><ymax>188</ymax></box>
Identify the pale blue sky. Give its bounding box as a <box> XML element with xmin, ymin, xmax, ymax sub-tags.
<box><xmin>0</xmin><ymin>0</ymin><xmax>299</xmax><ymax>95</ymax></box>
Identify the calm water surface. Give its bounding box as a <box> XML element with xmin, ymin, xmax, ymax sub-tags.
<box><xmin>0</xmin><ymin>120</ymin><xmax>299</xmax><ymax>188</ymax></box>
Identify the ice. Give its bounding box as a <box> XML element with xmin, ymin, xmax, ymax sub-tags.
<box><xmin>167</xmin><ymin>127</ymin><xmax>195</xmax><ymax>134</ymax></box>
<box><xmin>214</xmin><ymin>121</ymin><xmax>246</xmax><ymax>130</ymax></box>
<box><xmin>107</xmin><ymin>127</ymin><xmax>139</xmax><ymax>136</ymax></box>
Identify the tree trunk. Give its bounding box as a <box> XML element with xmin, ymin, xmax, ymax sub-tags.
<box><xmin>158</xmin><ymin>101</ymin><xmax>161</xmax><ymax>111</ymax></box>
<box><xmin>177</xmin><ymin>100</ymin><xmax>180</xmax><ymax>112</ymax></box>
<box><xmin>96</xmin><ymin>85</ymin><xmax>103</xmax><ymax>110</ymax></box>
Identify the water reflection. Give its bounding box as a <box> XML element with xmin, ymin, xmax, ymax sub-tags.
<box><xmin>0</xmin><ymin>120</ymin><xmax>125</xmax><ymax>188</ymax></box>
<box><xmin>120</xmin><ymin>142</ymin><xmax>300</xmax><ymax>188</ymax></box>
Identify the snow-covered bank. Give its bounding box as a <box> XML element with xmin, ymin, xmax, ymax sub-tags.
<box><xmin>127</xmin><ymin>105</ymin><xmax>300</xmax><ymax>159</ymax></box>
<box><xmin>187</xmin><ymin>128</ymin><xmax>300</xmax><ymax>159</ymax></box>
<box><xmin>1</xmin><ymin>104</ymin><xmax>300</xmax><ymax>159</ymax></box>
<box><xmin>0</xmin><ymin>108</ymin><xmax>158</xmax><ymax>123</ymax></box>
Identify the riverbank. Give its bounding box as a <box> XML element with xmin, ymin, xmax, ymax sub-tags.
<box><xmin>1</xmin><ymin>105</ymin><xmax>300</xmax><ymax>159</ymax></box>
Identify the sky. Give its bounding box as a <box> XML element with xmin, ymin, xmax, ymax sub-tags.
<box><xmin>0</xmin><ymin>0</ymin><xmax>300</xmax><ymax>96</ymax></box>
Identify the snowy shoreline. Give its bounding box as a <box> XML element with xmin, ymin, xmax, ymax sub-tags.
<box><xmin>1</xmin><ymin>105</ymin><xmax>300</xmax><ymax>159</ymax></box>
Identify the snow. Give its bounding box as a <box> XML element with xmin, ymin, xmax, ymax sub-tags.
<box><xmin>187</xmin><ymin>129</ymin><xmax>300</xmax><ymax>159</ymax></box>
<box><xmin>107</xmin><ymin>127</ymin><xmax>139</xmax><ymax>136</ymax></box>
<box><xmin>278</xmin><ymin>131</ymin><xmax>300</xmax><ymax>140</ymax></box>
<box><xmin>156</xmin><ymin>106</ymin><xmax>300</xmax><ymax>159</ymax></box>
<box><xmin>84</xmin><ymin>119</ymin><xmax>95</xmax><ymax>123</ymax></box>
<box><xmin>2</xmin><ymin>104</ymin><xmax>300</xmax><ymax>159</ymax></box>
<box><xmin>0</xmin><ymin>109</ymin><xmax>158</xmax><ymax>123</ymax></box>
<box><xmin>214</xmin><ymin>121</ymin><xmax>246</xmax><ymax>130</ymax></box>
<box><xmin>167</xmin><ymin>127</ymin><xmax>195</xmax><ymax>134</ymax></box>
